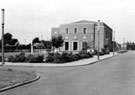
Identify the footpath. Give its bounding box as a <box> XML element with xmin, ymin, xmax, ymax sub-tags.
<box><xmin>4</xmin><ymin>52</ymin><xmax>118</xmax><ymax>67</ymax></box>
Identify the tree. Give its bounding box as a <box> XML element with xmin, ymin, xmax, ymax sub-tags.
<box><xmin>32</xmin><ymin>37</ymin><xmax>40</xmax><ymax>45</ymax></box>
<box><xmin>41</xmin><ymin>40</ymin><xmax>51</xmax><ymax>49</ymax></box>
<box><xmin>10</xmin><ymin>39</ymin><xmax>19</xmax><ymax>45</ymax></box>
<box><xmin>51</xmin><ymin>35</ymin><xmax>64</xmax><ymax>52</ymax></box>
<box><xmin>3</xmin><ymin>33</ymin><xmax>19</xmax><ymax>46</ymax></box>
<box><xmin>4</xmin><ymin>33</ymin><xmax>12</xmax><ymax>45</ymax></box>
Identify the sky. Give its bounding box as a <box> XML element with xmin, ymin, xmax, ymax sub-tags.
<box><xmin>0</xmin><ymin>0</ymin><xmax>135</xmax><ymax>44</ymax></box>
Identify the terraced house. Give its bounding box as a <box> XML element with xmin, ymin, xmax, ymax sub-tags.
<box><xmin>51</xmin><ymin>20</ymin><xmax>112</xmax><ymax>53</ymax></box>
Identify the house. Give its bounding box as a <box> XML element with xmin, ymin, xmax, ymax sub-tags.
<box><xmin>51</xmin><ymin>20</ymin><xmax>112</xmax><ymax>53</ymax></box>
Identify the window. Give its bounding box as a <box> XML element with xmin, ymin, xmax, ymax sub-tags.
<box><xmin>83</xmin><ymin>28</ymin><xmax>87</xmax><ymax>34</ymax></box>
<box><xmin>66</xmin><ymin>28</ymin><xmax>68</xmax><ymax>34</ymax></box>
<box><xmin>65</xmin><ymin>42</ymin><xmax>69</xmax><ymax>50</ymax></box>
<box><xmin>73</xmin><ymin>42</ymin><xmax>78</xmax><ymax>50</ymax></box>
<box><xmin>74</xmin><ymin>28</ymin><xmax>77</xmax><ymax>34</ymax></box>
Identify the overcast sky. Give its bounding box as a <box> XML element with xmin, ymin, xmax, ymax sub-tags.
<box><xmin>0</xmin><ymin>0</ymin><xmax>135</xmax><ymax>44</ymax></box>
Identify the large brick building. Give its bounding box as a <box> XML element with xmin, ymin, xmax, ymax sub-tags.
<box><xmin>51</xmin><ymin>20</ymin><xmax>112</xmax><ymax>53</ymax></box>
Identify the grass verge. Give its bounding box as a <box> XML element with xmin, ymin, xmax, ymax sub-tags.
<box><xmin>0</xmin><ymin>68</ymin><xmax>37</xmax><ymax>89</ymax></box>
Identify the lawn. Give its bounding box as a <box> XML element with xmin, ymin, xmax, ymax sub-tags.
<box><xmin>0</xmin><ymin>68</ymin><xmax>37</xmax><ymax>89</ymax></box>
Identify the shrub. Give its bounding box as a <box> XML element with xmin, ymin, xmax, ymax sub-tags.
<box><xmin>79</xmin><ymin>51</ymin><xmax>93</xmax><ymax>58</ymax></box>
<box><xmin>71</xmin><ymin>54</ymin><xmax>80</xmax><ymax>61</ymax></box>
<box><xmin>88</xmin><ymin>52</ymin><xmax>93</xmax><ymax>57</ymax></box>
<box><xmin>45</xmin><ymin>53</ymin><xmax>54</xmax><ymax>62</ymax></box>
<box><xmin>15</xmin><ymin>52</ymin><xmax>27</xmax><ymax>62</ymax></box>
<box><xmin>99</xmin><ymin>50</ymin><xmax>104</xmax><ymax>56</ymax></box>
<box><xmin>61</xmin><ymin>52</ymin><xmax>76</xmax><ymax>62</ymax></box>
<box><xmin>45</xmin><ymin>50</ymin><xmax>94</xmax><ymax>63</ymax></box>
<box><xmin>7</xmin><ymin>56</ymin><xmax>15</xmax><ymax>62</ymax></box>
<box><xmin>8</xmin><ymin>52</ymin><xmax>27</xmax><ymax>62</ymax></box>
<box><xmin>45</xmin><ymin>53</ymin><xmax>62</xmax><ymax>63</ymax></box>
<box><xmin>53</xmin><ymin>53</ymin><xmax>63</xmax><ymax>63</ymax></box>
<box><xmin>104</xmin><ymin>49</ymin><xmax>110</xmax><ymax>54</ymax></box>
<box><xmin>45</xmin><ymin>52</ymin><xmax>80</xmax><ymax>63</ymax></box>
<box><xmin>27</xmin><ymin>54</ymin><xmax>44</xmax><ymax>63</ymax></box>
<box><xmin>101</xmin><ymin>48</ymin><xmax>109</xmax><ymax>54</ymax></box>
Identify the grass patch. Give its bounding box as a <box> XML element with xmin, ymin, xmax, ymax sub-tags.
<box><xmin>0</xmin><ymin>68</ymin><xmax>37</xmax><ymax>89</ymax></box>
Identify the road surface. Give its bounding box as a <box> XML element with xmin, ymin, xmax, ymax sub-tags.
<box><xmin>1</xmin><ymin>51</ymin><xmax>135</xmax><ymax>95</ymax></box>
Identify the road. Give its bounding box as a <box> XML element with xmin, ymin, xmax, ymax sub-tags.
<box><xmin>1</xmin><ymin>51</ymin><xmax>135</xmax><ymax>95</ymax></box>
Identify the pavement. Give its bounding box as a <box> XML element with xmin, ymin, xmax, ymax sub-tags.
<box><xmin>4</xmin><ymin>52</ymin><xmax>118</xmax><ymax>67</ymax></box>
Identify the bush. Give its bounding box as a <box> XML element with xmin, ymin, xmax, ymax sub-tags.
<box><xmin>61</xmin><ymin>52</ymin><xmax>72</xmax><ymax>62</ymax></box>
<box><xmin>45</xmin><ymin>50</ymin><xmax>94</xmax><ymax>63</ymax></box>
<box><xmin>45</xmin><ymin>53</ymin><xmax>54</xmax><ymax>62</ymax></box>
<box><xmin>71</xmin><ymin>54</ymin><xmax>80</xmax><ymax>61</ymax></box>
<box><xmin>8</xmin><ymin>52</ymin><xmax>27</xmax><ymax>62</ymax></box>
<box><xmin>104</xmin><ymin>49</ymin><xmax>110</xmax><ymax>54</ymax></box>
<box><xmin>27</xmin><ymin>54</ymin><xmax>44</xmax><ymax>63</ymax></box>
<box><xmin>101</xmin><ymin>48</ymin><xmax>110</xmax><ymax>54</ymax></box>
<box><xmin>53</xmin><ymin>53</ymin><xmax>63</xmax><ymax>63</ymax></box>
<box><xmin>99</xmin><ymin>50</ymin><xmax>104</xmax><ymax>56</ymax></box>
<box><xmin>7</xmin><ymin>56</ymin><xmax>15</xmax><ymax>62</ymax></box>
<box><xmin>79</xmin><ymin>51</ymin><xmax>93</xmax><ymax>58</ymax></box>
<box><xmin>79</xmin><ymin>51</ymin><xmax>89</xmax><ymax>58</ymax></box>
<box><xmin>45</xmin><ymin>53</ymin><xmax>63</xmax><ymax>63</ymax></box>
<box><xmin>7</xmin><ymin>52</ymin><xmax>44</xmax><ymax>63</ymax></box>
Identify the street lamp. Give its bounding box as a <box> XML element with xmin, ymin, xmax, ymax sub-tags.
<box><xmin>1</xmin><ymin>9</ymin><xmax>5</xmax><ymax>65</ymax></box>
<box><xmin>97</xmin><ymin>20</ymin><xmax>100</xmax><ymax>60</ymax></box>
<box><xmin>113</xmin><ymin>31</ymin><xmax>115</xmax><ymax>56</ymax></box>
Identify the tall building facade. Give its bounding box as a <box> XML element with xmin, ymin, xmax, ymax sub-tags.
<box><xmin>51</xmin><ymin>20</ymin><xmax>112</xmax><ymax>53</ymax></box>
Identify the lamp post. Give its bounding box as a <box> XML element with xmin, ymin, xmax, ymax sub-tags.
<box><xmin>1</xmin><ymin>9</ymin><xmax>5</xmax><ymax>65</ymax></box>
<box><xmin>97</xmin><ymin>20</ymin><xmax>100</xmax><ymax>60</ymax></box>
<box><xmin>113</xmin><ymin>31</ymin><xmax>115</xmax><ymax>56</ymax></box>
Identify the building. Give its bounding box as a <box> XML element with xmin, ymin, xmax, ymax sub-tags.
<box><xmin>51</xmin><ymin>20</ymin><xmax>112</xmax><ymax>53</ymax></box>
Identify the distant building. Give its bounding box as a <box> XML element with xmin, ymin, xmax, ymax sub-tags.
<box><xmin>51</xmin><ymin>20</ymin><xmax>112</xmax><ymax>53</ymax></box>
<box><xmin>121</xmin><ymin>43</ymin><xmax>127</xmax><ymax>51</ymax></box>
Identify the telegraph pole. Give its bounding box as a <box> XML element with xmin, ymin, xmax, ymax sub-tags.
<box><xmin>1</xmin><ymin>9</ymin><xmax>5</xmax><ymax>65</ymax></box>
<box><xmin>97</xmin><ymin>20</ymin><xmax>100</xmax><ymax>60</ymax></box>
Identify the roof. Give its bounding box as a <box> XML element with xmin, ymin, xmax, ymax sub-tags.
<box><xmin>60</xmin><ymin>20</ymin><xmax>112</xmax><ymax>30</ymax></box>
<box><xmin>72</xmin><ymin>20</ymin><xmax>97</xmax><ymax>24</ymax></box>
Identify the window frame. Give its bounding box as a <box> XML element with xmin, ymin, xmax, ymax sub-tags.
<box><xmin>66</xmin><ymin>28</ymin><xmax>68</xmax><ymax>34</ymax></box>
<box><xmin>74</xmin><ymin>28</ymin><xmax>77</xmax><ymax>34</ymax></box>
<box><xmin>65</xmin><ymin>42</ymin><xmax>69</xmax><ymax>50</ymax></box>
<box><xmin>73</xmin><ymin>41</ymin><xmax>78</xmax><ymax>51</ymax></box>
<box><xmin>83</xmin><ymin>28</ymin><xmax>87</xmax><ymax>34</ymax></box>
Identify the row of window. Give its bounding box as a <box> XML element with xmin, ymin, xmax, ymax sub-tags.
<box><xmin>65</xmin><ymin>41</ymin><xmax>88</xmax><ymax>51</ymax></box>
<box><xmin>65</xmin><ymin>42</ymin><xmax>78</xmax><ymax>51</ymax></box>
<box><xmin>65</xmin><ymin>35</ymin><xmax>93</xmax><ymax>40</ymax></box>
<box><xmin>66</xmin><ymin>28</ymin><xmax>87</xmax><ymax>34</ymax></box>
